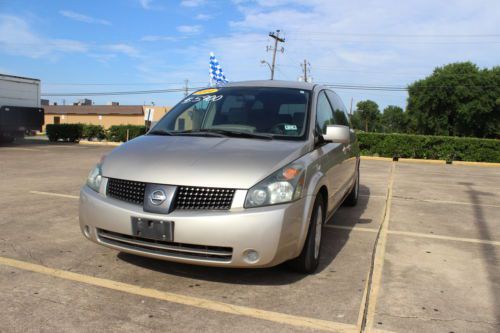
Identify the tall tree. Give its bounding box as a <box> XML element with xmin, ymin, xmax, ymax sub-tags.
<box><xmin>356</xmin><ymin>100</ymin><xmax>380</xmax><ymax>132</ymax></box>
<box><xmin>381</xmin><ymin>105</ymin><xmax>407</xmax><ymax>133</ymax></box>
<box><xmin>407</xmin><ymin>62</ymin><xmax>499</xmax><ymax>138</ymax></box>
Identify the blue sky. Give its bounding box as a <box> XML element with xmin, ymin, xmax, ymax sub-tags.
<box><xmin>1</xmin><ymin>0</ymin><xmax>499</xmax><ymax>110</ymax></box>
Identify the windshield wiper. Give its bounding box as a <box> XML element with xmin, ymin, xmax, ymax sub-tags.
<box><xmin>148</xmin><ymin>129</ymin><xmax>174</xmax><ymax>136</ymax></box>
<box><xmin>200</xmin><ymin>129</ymin><xmax>274</xmax><ymax>140</ymax></box>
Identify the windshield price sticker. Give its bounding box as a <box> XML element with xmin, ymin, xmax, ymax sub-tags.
<box><xmin>193</xmin><ymin>88</ymin><xmax>218</xmax><ymax>95</ymax></box>
<box><xmin>182</xmin><ymin>95</ymin><xmax>223</xmax><ymax>104</ymax></box>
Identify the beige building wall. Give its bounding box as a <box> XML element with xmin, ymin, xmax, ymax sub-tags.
<box><xmin>42</xmin><ymin>106</ymin><xmax>171</xmax><ymax>131</ymax></box>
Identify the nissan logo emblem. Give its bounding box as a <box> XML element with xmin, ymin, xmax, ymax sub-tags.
<box><xmin>149</xmin><ymin>190</ymin><xmax>167</xmax><ymax>206</ymax></box>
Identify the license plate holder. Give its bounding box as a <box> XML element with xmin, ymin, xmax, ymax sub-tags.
<box><xmin>131</xmin><ymin>217</ymin><xmax>174</xmax><ymax>242</ymax></box>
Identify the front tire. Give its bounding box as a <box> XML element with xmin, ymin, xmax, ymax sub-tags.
<box><xmin>288</xmin><ymin>195</ymin><xmax>325</xmax><ymax>274</ymax></box>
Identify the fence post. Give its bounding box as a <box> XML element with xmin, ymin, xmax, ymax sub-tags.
<box><xmin>126</xmin><ymin>129</ymin><xmax>129</xmax><ymax>142</ymax></box>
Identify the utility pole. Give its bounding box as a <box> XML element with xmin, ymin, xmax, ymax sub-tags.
<box><xmin>300</xmin><ymin>59</ymin><xmax>311</xmax><ymax>82</ymax></box>
<box><xmin>184</xmin><ymin>79</ymin><xmax>189</xmax><ymax>96</ymax></box>
<box><xmin>266</xmin><ymin>30</ymin><xmax>285</xmax><ymax>80</ymax></box>
<box><xmin>350</xmin><ymin>97</ymin><xmax>353</xmax><ymax>115</ymax></box>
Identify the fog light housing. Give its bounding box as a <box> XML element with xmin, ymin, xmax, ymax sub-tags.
<box><xmin>243</xmin><ymin>249</ymin><xmax>260</xmax><ymax>263</ymax></box>
<box><xmin>83</xmin><ymin>225</ymin><xmax>91</xmax><ymax>238</ymax></box>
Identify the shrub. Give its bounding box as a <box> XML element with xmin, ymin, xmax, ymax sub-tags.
<box><xmin>82</xmin><ymin>124</ymin><xmax>106</xmax><ymax>141</ymax></box>
<box><xmin>106</xmin><ymin>125</ymin><xmax>147</xmax><ymax>142</ymax></box>
<box><xmin>46</xmin><ymin>124</ymin><xmax>84</xmax><ymax>142</ymax></box>
<box><xmin>357</xmin><ymin>132</ymin><xmax>500</xmax><ymax>163</ymax></box>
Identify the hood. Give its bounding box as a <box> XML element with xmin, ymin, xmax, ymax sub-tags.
<box><xmin>102</xmin><ymin>135</ymin><xmax>309</xmax><ymax>189</ymax></box>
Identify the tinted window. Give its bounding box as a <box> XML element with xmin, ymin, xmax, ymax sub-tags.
<box><xmin>154</xmin><ymin>87</ymin><xmax>310</xmax><ymax>139</ymax></box>
<box><xmin>326</xmin><ymin>90</ymin><xmax>349</xmax><ymax>126</ymax></box>
<box><xmin>316</xmin><ymin>91</ymin><xmax>335</xmax><ymax>133</ymax></box>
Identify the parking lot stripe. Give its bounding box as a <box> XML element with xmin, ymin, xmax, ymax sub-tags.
<box><xmin>360</xmin><ymin>162</ymin><xmax>396</xmax><ymax>333</ymax></box>
<box><xmin>0</xmin><ymin>256</ymin><xmax>360</xmax><ymax>333</ymax></box>
<box><xmin>1</xmin><ymin>147</ymin><xmax>42</xmax><ymax>152</ymax></box>
<box><xmin>29</xmin><ymin>191</ymin><xmax>79</xmax><ymax>199</ymax></box>
<box><xmin>325</xmin><ymin>223</ymin><xmax>500</xmax><ymax>247</ymax></box>
<box><xmin>388</xmin><ymin>230</ymin><xmax>500</xmax><ymax>247</ymax></box>
<box><xmin>392</xmin><ymin>196</ymin><xmax>500</xmax><ymax>208</ymax></box>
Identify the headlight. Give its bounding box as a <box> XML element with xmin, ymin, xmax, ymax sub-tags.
<box><xmin>86</xmin><ymin>164</ymin><xmax>102</xmax><ymax>193</ymax></box>
<box><xmin>245</xmin><ymin>162</ymin><xmax>306</xmax><ymax>208</ymax></box>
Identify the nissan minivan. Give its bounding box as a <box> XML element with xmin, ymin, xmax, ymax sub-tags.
<box><xmin>80</xmin><ymin>80</ymin><xmax>360</xmax><ymax>273</ymax></box>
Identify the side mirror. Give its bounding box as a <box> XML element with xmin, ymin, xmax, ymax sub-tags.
<box><xmin>323</xmin><ymin>125</ymin><xmax>350</xmax><ymax>144</ymax></box>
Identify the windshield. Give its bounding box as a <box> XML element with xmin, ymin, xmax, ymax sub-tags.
<box><xmin>151</xmin><ymin>87</ymin><xmax>310</xmax><ymax>140</ymax></box>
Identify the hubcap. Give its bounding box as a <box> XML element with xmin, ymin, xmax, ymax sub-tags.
<box><xmin>314</xmin><ymin>205</ymin><xmax>323</xmax><ymax>259</ymax></box>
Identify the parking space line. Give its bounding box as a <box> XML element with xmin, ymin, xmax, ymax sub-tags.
<box><xmin>392</xmin><ymin>196</ymin><xmax>500</xmax><ymax>208</ymax></box>
<box><xmin>360</xmin><ymin>162</ymin><xmax>396</xmax><ymax>333</ymax></box>
<box><xmin>29</xmin><ymin>191</ymin><xmax>79</xmax><ymax>199</ymax></box>
<box><xmin>1</xmin><ymin>147</ymin><xmax>43</xmax><ymax>152</ymax></box>
<box><xmin>388</xmin><ymin>230</ymin><xmax>500</xmax><ymax>247</ymax></box>
<box><xmin>325</xmin><ymin>224</ymin><xmax>500</xmax><ymax>247</ymax></box>
<box><xmin>0</xmin><ymin>256</ymin><xmax>359</xmax><ymax>333</ymax></box>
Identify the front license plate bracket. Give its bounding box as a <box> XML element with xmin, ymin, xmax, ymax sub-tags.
<box><xmin>131</xmin><ymin>217</ymin><xmax>174</xmax><ymax>242</ymax></box>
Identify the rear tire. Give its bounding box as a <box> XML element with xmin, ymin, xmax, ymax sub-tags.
<box><xmin>288</xmin><ymin>195</ymin><xmax>325</xmax><ymax>274</ymax></box>
<box><xmin>343</xmin><ymin>166</ymin><xmax>359</xmax><ymax>207</ymax></box>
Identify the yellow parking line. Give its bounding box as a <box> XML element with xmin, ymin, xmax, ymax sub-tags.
<box><xmin>325</xmin><ymin>224</ymin><xmax>500</xmax><ymax>247</ymax></box>
<box><xmin>392</xmin><ymin>196</ymin><xmax>500</xmax><ymax>208</ymax></box>
<box><xmin>361</xmin><ymin>162</ymin><xmax>396</xmax><ymax>333</ymax></box>
<box><xmin>0</xmin><ymin>256</ymin><xmax>359</xmax><ymax>333</ymax></box>
<box><xmin>388</xmin><ymin>230</ymin><xmax>500</xmax><ymax>247</ymax></box>
<box><xmin>1</xmin><ymin>147</ymin><xmax>42</xmax><ymax>152</ymax></box>
<box><xmin>29</xmin><ymin>191</ymin><xmax>79</xmax><ymax>199</ymax></box>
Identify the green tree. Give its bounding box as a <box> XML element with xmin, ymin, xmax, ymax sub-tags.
<box><xmin>407</xmin><ymin>62</ymin><xmax>500</xmax><ymax>138</ymax></box>
<box><xmin>381</xmin><ymin>105</ymin><xmax>407</xmax><ymax>133</ymax></box>
<box><xmin>356</xmin><ymin>100</ymin><xmax>380</xmax><ymax>132</ymax></box>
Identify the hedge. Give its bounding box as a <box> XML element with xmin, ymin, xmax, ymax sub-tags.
<box><xmin>357</xmin><ymin>133</ymin><xmax>500</xmax><ymax>163</ymax></box>
<box><xmin>106</xmin><ymin>125</ymin><xmax>147</xmax><ymax>142</ymax></box>
<box><xmin>82</xmin><ymin>124</ymin><xmax>106</xmax><ymax>141</ymax></box>
<box><xmin>46</xmin><ymin>124</ymin><xmax>84</xmax><ymax>142</ymax></box>
<box><xmin>46</xmin><ymin>124</ymin><xmax>146</xmax><ymax>142</ymax></box>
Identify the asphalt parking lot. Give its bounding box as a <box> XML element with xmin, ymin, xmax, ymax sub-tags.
<box><xmin>0</xmin><ymin>140</ymin><xmax>499</xmax><ymax>333</ymax></box>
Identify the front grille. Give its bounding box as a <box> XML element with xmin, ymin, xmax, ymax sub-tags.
<box><xmin>97</xmin><ymin>229</ymin><xmax>233</xmax><ymax>262</ymax></box>
<box><xmin>107</xmin><ymin>178</ymin><xmax>146</xmax><ymax>205</ymax></box>
<box><xmin>175</xmin><ymin>186</ymin><xmax>235</xmax><ymax>210</ymax></box>
<box><xmin>106</xmin><ymin>178</ymin><xmax>235</xmax><ymax>210</ymax></box>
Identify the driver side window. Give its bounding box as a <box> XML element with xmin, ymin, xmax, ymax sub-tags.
<box><xmin>316</xmin><ymin>91</ymin><xmax>335</xmax><ymax>134</ymax></box>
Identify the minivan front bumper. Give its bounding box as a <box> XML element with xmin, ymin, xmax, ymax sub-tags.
<box><xmin>79</xmin><ymin>185</ymin><xmax>309</xmax><ymax>268</ymax></box>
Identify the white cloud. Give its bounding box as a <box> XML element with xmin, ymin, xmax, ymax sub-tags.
<box><xmin>181</xmin><ymin>0</ymin><xmax>206</xmax><ymax>7</ymax></box>
<box><xmin>139</xmin><ymin>0</ymin><xmax>153</xmax><ymax>9</ymax></box>
<box><xmin>177</xmin><ymin>25</ymin><xmax>202</xmax><ymax>34</ymax></box>
<box><xmin>59</xmin><ymin>10</ymin><xmax>110</xmax><ymax>25</ymax></box>
<box><xmin>106</xmin><ymin>44</ymin><xmax>140</xmax><ymax>57</ymax></box>
<box><xmin>141</xmin><ymin>35</ymin><xmax>180</xmax><ymax>42</ymax></box>
<box><xmin>195</xmin><ymin>13</ymin><xmax>212</xmax><ymax>20</ymax></box>
<box><xmin>0</xmin><ymin>14</ymin><xmax>88</xmax><ymax>59</ymax></box>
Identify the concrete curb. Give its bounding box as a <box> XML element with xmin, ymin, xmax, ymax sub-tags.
<box><xmin>78</xmin><ymin>141</ymin><xmax>121</xmax><ymax>147</ymax></box>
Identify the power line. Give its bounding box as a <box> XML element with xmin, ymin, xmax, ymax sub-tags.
<box><xmin>41</xmin><ymin>87</ymin><xmax>205</xmax><ymax>97</ymax></box>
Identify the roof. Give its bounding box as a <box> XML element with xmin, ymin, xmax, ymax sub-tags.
<box><xmin>43</xmin><ymin>105</ymin><xmax>144</xmax><ymax>115</ymax></box>
<box><xmin>224</xmin><ymin>80</ymin><xmax>317</xmax><ymax>90</ymax></box>
<box><xmin>0</xmin><ymin>73</ymin><xmax>40</xmax><ymax>82</ymax></box>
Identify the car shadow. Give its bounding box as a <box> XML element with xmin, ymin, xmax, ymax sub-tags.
<box><xmin>118</xmin><ymin>184</ymin><xmax>372</xmax><ymax>285</ymax></box>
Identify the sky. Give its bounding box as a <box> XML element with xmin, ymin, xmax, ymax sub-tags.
<box><xmin>1</xmin><ymin>0</ymin><xmax>499</xmax><ymax>110</ymax></box>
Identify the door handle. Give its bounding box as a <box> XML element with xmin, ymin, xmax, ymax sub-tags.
<box><xmin>342</xmin><ymin>144</ymin><xmax>352</xmax><ymax>154</ymax></box>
